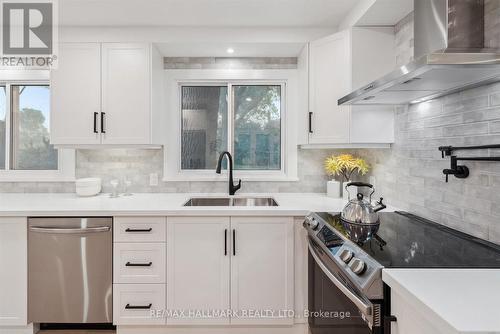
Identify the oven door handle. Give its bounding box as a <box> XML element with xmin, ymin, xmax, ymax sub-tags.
<box><xmin>308</xmin><ymin>240</ymin><xmax>374</xmax><ymax>328</ymax></box>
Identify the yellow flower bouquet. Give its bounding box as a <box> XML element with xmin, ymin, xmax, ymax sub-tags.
<box><xmin>324</xmin><ymin>154</ymin><xmax>370</xmax><ymax>182</ymax></box>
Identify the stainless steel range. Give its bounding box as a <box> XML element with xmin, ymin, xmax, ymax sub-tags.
<box><xmin>304</xmin><ymin>211</ymin><xmax>500</xmax><ymax>334</ymax></box>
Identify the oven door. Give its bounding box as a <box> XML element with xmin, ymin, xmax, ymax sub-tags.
<box><xmin>308</xmin><ymin>238</ymin><xmax>375</xmax><ymax>334</ymax></box>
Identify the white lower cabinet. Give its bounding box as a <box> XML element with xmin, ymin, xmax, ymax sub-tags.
<box><xmin>0</xmin><ymin>217</ymin><xmax>27</xmax><ymax>327</ymax></box>
<box><xmin>390</xmin><ymin>288</ymin><xmax>449</xmax><ymax>334</ymax></box>
<box><xmin>113</xmin><ymin>284</ymin><xmax>166</xmax><ymax>325</ymax></box>
<box><xmin>166</xmin><ymin>216</ymin><xmax>294</xmax><ymax>326</ymax></box>
<box><xmin>167</xmin><ymin>217</ymin><xmax>231</xmax><ymax>325</ymax></box>
<box><xmin>230</xmin><ymin>217</ymin><xmax>294</xmax><ymax>325</ymax></box>
<box><xmin>113</xmin><ymin>217</ymin><xmax>167</xmax><ymax>326</ymax></box>
<box><xmin>113</xmin><ymin>243</ymin><xmax>166</xmax><ymax>284</ymax></box>
<box><xmin>114</xmin><ymin>216</ymin><xmax>166</xmax><ymax>243</ymax></box>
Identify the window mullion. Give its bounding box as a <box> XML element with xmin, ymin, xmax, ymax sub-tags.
<box><xmin>227</xmin><ymin>83</ymin><xmax>233</xmax><ymax>156</ymax></box>
<box><xmin>4</xmin><ymin>84</ymin><xmax>11</xmax><ymax>171</ymax></box>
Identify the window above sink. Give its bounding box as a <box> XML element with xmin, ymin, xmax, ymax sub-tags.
<box><xmin>163</xmin><ymin>69</ymin><xmax>299</xmax><ymax>182</ymax></box>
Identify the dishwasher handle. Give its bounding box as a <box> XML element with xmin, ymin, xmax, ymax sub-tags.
<box><xmin>29</xmin><ymin>226</ymin><xmax>111</xmax><ymax>234</ymax></box>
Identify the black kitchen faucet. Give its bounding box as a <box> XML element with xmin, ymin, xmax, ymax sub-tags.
<box><xmin>216</xmin><ymin>151</ymin><xmax>241</xmax><ymax>195</ymax></box>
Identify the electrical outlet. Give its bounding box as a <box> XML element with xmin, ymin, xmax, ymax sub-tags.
<box><xmin>149</xmin><ymin>173</ymin><xmax>159</xmax><ymax>186</ymax></box>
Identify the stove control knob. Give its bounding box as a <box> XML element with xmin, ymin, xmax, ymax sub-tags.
<box><xmin>349</xmin><ymin>258</ymin><xmax>367</xmax><ymax>275</ymax></box>
<box><xmin>339</xmin><ymin>249</ymin><xmax>354</xmax><ymax>264</ymax></box>
<box><xmin>304</xmin><ymin>216</ymin><xmax>319</xmax><ymax>230</ymax></box>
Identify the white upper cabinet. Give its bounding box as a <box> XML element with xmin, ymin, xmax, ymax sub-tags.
<box><xmin>50</xmin><ymin>43</ymin><xmax>101</xmax><ymax>145</ymax></box>
<box><xmin>350</xmin><ymin>27</ymin><xmax>396</xmax><ymax>144</ymax></box>
<box><xmin>51</xmin><ymin>43</ymin><xmax>164</xmax><ymax>147</ymax></box>
<box><xmin>305</xmin><ymin>27</ymin><xmax>396</xmax><ymax>146</ymax></box>
<box><xmin>102</xmin><ymin>44</ymin><xmax>151</xmax><ymax>145</ymax></box>
<box><xmin>308</xmin><ymin>31</ymin><xmax>351</xmax><ymax>144</ymax></box>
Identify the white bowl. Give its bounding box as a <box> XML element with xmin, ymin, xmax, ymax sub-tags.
<box><xmin>76</xmin><ymin>178</ymin><xmax>102</xmax><ymax>197</ymax></box>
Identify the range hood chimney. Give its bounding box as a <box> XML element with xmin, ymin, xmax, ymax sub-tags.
<box><xmin>415</xmin><ymin>0</ymin><xmax>485</xmax><ymax>57</ymax></box>
<box><xmin>339</xmin><ymin>0</ymin><xmax>500</xmax><ymax>106</ymax></box>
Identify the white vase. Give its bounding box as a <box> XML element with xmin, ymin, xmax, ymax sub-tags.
<box><xmin>326</xmin><ymin>180</ymin><xmax>341</xmax><ymax>198</ymax></box>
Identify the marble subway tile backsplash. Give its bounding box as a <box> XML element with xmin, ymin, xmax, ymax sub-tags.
<box><xmin>0</xmin><ymin>147</ymin><xmax>374</xmax><ymax>195</ymax></box>
<box><xmin>75</xmin><ymin>148</ymin><xmax>369</xmax><ymax>194</ymax></box>
<box><xmin>164</xmin><ymin>57</ymin><xmax>298</xmax><ymax>70</ymax></box>
<box><xmin>365</xmin><ymin>81</ymin><xmax>500</xmax><ymax>245</ymax></box>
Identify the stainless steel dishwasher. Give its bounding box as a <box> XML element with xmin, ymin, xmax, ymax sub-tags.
<box><xmin>28</xmin><ymin>217</ymin><xmax>113</xmax><ymax>324</ymax></box>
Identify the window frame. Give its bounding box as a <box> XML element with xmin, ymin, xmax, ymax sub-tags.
<box><xmin>164</xmin><ymin>69</ymin><xmax>299</xmax><ymax>182</ymax></box>
<box><xmin>179</xmin><ymin>81</ymin><xmax>285</xmax><ymax>174</ymax></box>
<box><xmin>0</xmin><ymin>76</ymin><xmax>75</xmax><ymax>182</ymax></box>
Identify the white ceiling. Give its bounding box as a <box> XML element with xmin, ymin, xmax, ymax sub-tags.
<box><xmin>59</xmin><ymin>0</ymin><xmax>361</xmax><ymax>27</ymax></box>
<box><xmin>156</xmin><ymin>42</ymin><xmax>305</xmax><ymax>57</ymax></box>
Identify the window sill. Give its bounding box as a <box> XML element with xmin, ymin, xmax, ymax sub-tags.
<box><xmin>0</xmin><ymin>150</ymin><xmax>76</xmax><ymax>183</ymax></box>
<box><xmin>0</xmin><ymin>173</ymin><xmax>76</xmax><ymax>182</ymax></box>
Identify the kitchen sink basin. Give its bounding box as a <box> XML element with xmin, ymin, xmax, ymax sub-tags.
<box><xmin>183</xmin><ymin>197</ymin><xmax>278</xmax><ymax>207</ymax></box>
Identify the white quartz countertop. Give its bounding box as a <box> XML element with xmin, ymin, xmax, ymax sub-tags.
<box><xmin>383</xmin><ymin>269</ymin><xmax>500</xmax><ymax>334</ymax></box>
<box><xmin>0</xmin><ymin>192</ymin><xmax>395</xmax><ymax>216</ymax></box>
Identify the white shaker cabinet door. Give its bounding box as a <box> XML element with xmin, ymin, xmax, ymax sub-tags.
<box><xmin>113</xmin><ymin>283</ymin><xmax>166</xmax><ymax>325</ymax></box>
<box><xmin>50</xmin><ymin>43</ymin><xmax>102</xmax><ymax>145</ymax></box>
<box><xmin>390</xmin><ymin>288</ymin><xmax>451</xmax><ymax>334</ymax></box>
<box><xmin>101</xmin><ymin>43</ymin><xmax>151</xmax><ymax>145</ymax></box>
<box><xmin>308</xmin><ymin>30</ymin><xmax>351</xmax><ymax>144</ymax></box>
<box><xmin>0</xmin><ymin>217</ymin><xmax>27</xmax><ymax>326</ymax></box>
<box><xmin>230</xmin><ymin>216</ymin><xmax>294</xmax><ymax>325</ymax></box>
<box><xmin>167</xmin><ymin>217</ymin><xmax>230</xmax><ymax>325</ymax></box>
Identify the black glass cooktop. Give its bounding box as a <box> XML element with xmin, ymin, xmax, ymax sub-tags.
<box><xmin>316</xmin><ymin>211</ymin><xmax>500</xmax><ymax>268</ymax></box>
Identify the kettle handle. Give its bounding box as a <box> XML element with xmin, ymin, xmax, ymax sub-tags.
<box><xmin>346</xmin><ymin>182</ymin><xmax>373</xmax><ymax>188</ymax></box>
<box><xmin>345</xmin><ymin>182</ymin><xmax>375</xmax><ymax>202</ymax></box>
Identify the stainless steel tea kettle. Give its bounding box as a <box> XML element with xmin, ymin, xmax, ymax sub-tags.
<box><xmin>341</xmin><ymin>182</ymin><xmax>387</xmax><ymax>225</ymax></box>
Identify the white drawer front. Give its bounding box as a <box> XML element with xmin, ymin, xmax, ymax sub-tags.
<box><xmin>113</xmin><ymin>284</ymin><xmax>165</xmax><ymax>325</ymax></box>
<box><xmin>114</xmin><ymin>243</ymin><xmax>166</xmax><ymax>284</ymax></box>
<box><xmin>114</xmin><ymin>217</ymin><xmax>166</xmax><ymax>242</ymax></box>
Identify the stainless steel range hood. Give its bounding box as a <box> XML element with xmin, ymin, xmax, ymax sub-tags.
<box><xmin>339</xmin><ymin>0</ymin><xmax>500</xmax><ymax>106</ymax></box>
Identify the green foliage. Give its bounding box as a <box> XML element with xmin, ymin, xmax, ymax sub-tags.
<box><xmin>233</xmin><ymin>86</ymin><xmax>281</xmax><ymax>170</ymax></box>
<box><xmin>15</xmin><ymin>108</ymin><xmax>57</xmax><ymax>170</ymax></box>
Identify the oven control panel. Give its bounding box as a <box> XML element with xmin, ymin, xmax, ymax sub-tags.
<box><xmin>304</xmin><ymin>213</ymin><xmax>384</xmax><ymax>299</ymax></box>
<box><xmin>317</xmin><ymin>225</ymin><xmax>344</xmax><ymax>255</ymax></box>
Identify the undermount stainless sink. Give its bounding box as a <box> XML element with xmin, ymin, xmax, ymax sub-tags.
<box><xmin>183</xmin><ymin>197</ymin><xmax>278</xmax><ymax>207</ymax></box>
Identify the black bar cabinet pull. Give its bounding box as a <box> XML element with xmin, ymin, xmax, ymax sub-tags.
<box><xmin>125</xmin><ymin>261</ymin><xmax>152</xmax><ymax>267</ymax></box>
<box><xmin>93</xmin><ymin>112</ymin><xmax>98</xmax><ymax>133</ymax></box>
<box><xmin>224</xmin><ymin>229</ymin><xmax>228</xmax><ymax>256</ymax></box>
<box><xmin>233</xmin><ymin>229</ymin><xmax>236</xmax><ymax>256</ymax></box>
<box><xmin>125</xmin><ymin>228</ymin><xmax>153</xmax><ymax>233</ymax></box>
<box><xmin>308</xmin><ymin>112</ymin><xmax>313</xmax><ymax>133</ymax></box>
<box><xmin>125</xmin><ymin>303</ymin><xmax>152</xmax><ymax>310</ymax></box>
<box><xmin>101</xmin><ymin>112</ymin><xmax>106</xmax><ymax>133</ymax></box>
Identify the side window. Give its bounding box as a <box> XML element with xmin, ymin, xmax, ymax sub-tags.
<box><xmin>11</xmin><ymin>85</ymin><xmax>58</xmax><ymax>170</ymax></box>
